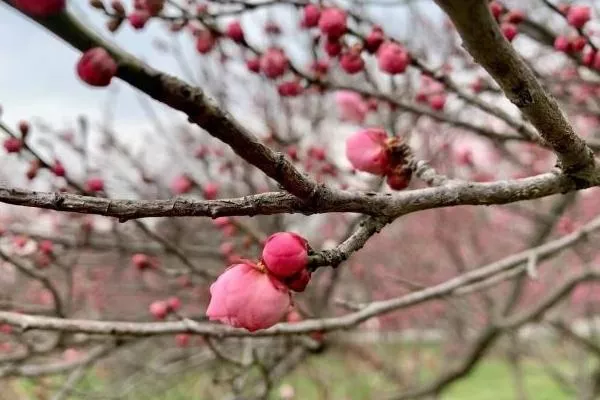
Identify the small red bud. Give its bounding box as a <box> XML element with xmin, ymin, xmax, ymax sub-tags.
<box><xmin>76</xmin><ymin>48</ymin><xmax>118</xmax><ymax>87</ymax></box>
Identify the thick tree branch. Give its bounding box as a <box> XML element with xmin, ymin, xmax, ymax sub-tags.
<box><xmin>0</xmin><ymin>2</ymin><xmax>318</xmax><ymax>200</ymax></box>
<box><xmin>0</xmin><ymin>171</ymin><xmax>594</xmax><ymax>219</ymax></box>
<box><xmin>435</xmin><ymin>0</ymin><xmax>596</xmax><ymax>178</ymax></box>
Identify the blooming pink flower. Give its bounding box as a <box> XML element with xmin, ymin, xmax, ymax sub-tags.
<box><xmin>377</xmin><ymin>41</ymin><xmax>410</xmax><ymax>75</ymax></box>
<box><xmin>318</xmin><ymin>8</ymin><xmax>347</xmax><ymax>39</ymax></box>
<box><xmin>335</xmin><ymin>91</ymin><xmax>368</xmax><ymax>123</ymax></box>
<box><xmin>262</xmin><ymin>232</ymin><xmax>309</xmax><ymax>278</ymax></box>
<box><xmin>14</xmin><ymin>0</ymin><xmax>65</xmax><ymax>16</ymax></box>
<box><xmin>206</xmin><ymin>262</ymin><xmax>291</xmax><ymax>331</ymax></box>
<box><xmin>76</xmin><ymin>48</ymin><xmax>118</xmax><ymax>87</ymax></box>
<box><xmin>260</xmin><ymin>47</ymin><xmax>289</xmax><ymax>79</ymax></box>
<box><xmin>345</xmin><ymin>128</ymin><xmax>390</xmax><ymax>175</ymax></box>
<box><xmin>567</xmin><ymin>5</ymin><xmax>591</xmax><ymax>29</ymax></box>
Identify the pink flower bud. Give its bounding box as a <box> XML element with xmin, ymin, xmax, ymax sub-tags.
<box><xmin>3</xmin><ymin>138</ymin><xmax>22</xmax><ymax>153</ymax></box>
<box><xmin>264</xmin><ymin>21</ymin><xmax>281</xmax><ymax>35</ymax></box>
<box><xmin>213</xmin><ymin>217</ymin><xmax>231</xmax><ymax>228</ymax></box>
<box><xmin>286</xmin><ymin>145</ymin><xmax>299</xmax><ymax>161</ymax></box>
<box><xmin>324</xmin><ymin>38</ymin><xmax>342</xmax><ymax>57</ymax></box>
<box><xmin>501</xmin><ymin>23</ymin><xmax>518</xmax><ymax>42</ymax></box>
<box><xmin>489</xmin><ymin>1</ymin><xmax>503</xmax><ymax>20</ymax></box>
<box><xmin>340</xmin><ymin>50</ymin><xmax>364</xmax><ymax>74</ymax></box>
<box><xmin>52</xmin><ymin>160</ymin><xmax>66</xmax><ymax>177</ymax></box>
<box><xmin>203</xmin><ymin>182</ymin><xmax>219</xmax><ymax>200</ymax></box>
<box><xmin>567</xmin><ymin>5</ymin><xmax>591</xmax><ymax>29</ymax></box>
<box><xmin>76</xmin><ymin>48</ymin><xmax>118</xmax><ymax>87</ymax></box>
<box><xmin>428</xmin><ymin>93</ymin><xmax>447</xmax><ymax>111</ymax></box>
<box><xmin>143</xmin><ymin>0</ymin><xmax>164</xmax><ymax>15</ymax></box>
<box><xmin>132</xmin><ymin>253</ymin><xmax>151</xmax><ymax>270</ymax></box>
<box><xmin>260</xmin><ymin>47</ymin><xmax>289</xmax><ymax>79</ymax></box>
<box><xmin>583</xmin><ymin>48</ymin><xmax>596</xmax><ymax>66</ymax></box>
<box><xmin>128</xmin><ymin>10</ymin><xmax>150</xmax><ymax>30</ymax></box>
<box><xmin>175</xmin><ymin>333</ymin><xmax>190</xmax><ymax>347</ymax></box>
<box><xmin>206</xmin><ymin>262</ymin><xmax>291</xmax><ymax>331</ymax></box>
<box><xmin>504</xmin><ymin>9</ymin><xmax>525</xmax><ymax>24</ymax></box>
<box><xmin>85</xmin><ymin>177</ymin><xmax>104</xmax><ymax>192</ymax></box>
<box><xmin>318</xmin><ymin>8</ymin><xmax>347</xmax><ymax>39</ymax></box>
<box><xmin>557</xmin><ymin>217</ymin><xmax>576</xmax><ymax>235</ymax></box>
<box><xmin>301</xmin><ymin>4</ymin><xmax>321</xmax><ymax>28</ymax></box>
<box><xmin>345</xmin><ymin>128</ymin><xmax>390</xmax><ymax>175</ymax></box>
<box><xmin>287</xmin><ymin>310</ymin><xmax>302</xmax><ymax>323</ymax></box>
<box><xmin>246</xmin><ymin>57</ymin><xmax>261</xmax><ymax>73</ymax></box>
<box><xmin>335</xmin><ymin>90</ymin><xmax>368</xmax><ymax>123</ymax></box>
<box><xmin>14</xmin><ymin>0</ymin><xmax>65</xmax><ymax>16</ymax></box>
<box><xmin>554</xmin><ymin>35</ymin><xmax>571</xmax><ymax>52</ymax></box>
<box><xmin>262</xmin><ymin>232</ymin><xmax>309</xmax><ymax>279</ymax></box>
<box><xmin>38</xmin><ymin>240</ymin><xmax>53</xmax><ymax>255</ymax></box>
<box><xmin>310</xmin><ymin>59</ymin><xmax>329</xmax><ymax>75</ymax></box>
<box><xmin>220</xmin><ymin>241</ymin><xmax>235</xmax><ymax>256</ymax></box>
<box><xmin>571</xmin><ymin>36</ymin><xmax>586</xmax><ymax>52</ymax></box>
<box><xmin>18</xmin><ymin>121</ymin><xmax>29</xmax><ymax>136</ymax></box>
<box><xmin>365</xmin><ymin>26</ymin><xmax>384</xmax><ymax>53</ymax></box>
<box><xmin>386</xmin><ymin>167</ymin><xmax>412</xmax><ymax>190</ymax></box>
<box><xmin>593</xmin><ymin>51</ymin><xmax>600</xmax><ymax>70</ymax></box>
<box><xmin>166</xmin><ymin>296</ymin><xmax>181</xmax><ymax>312</ymax></box>
<box><xmin>278</xmin><ymin>80</ymin><xmax>303</xmax><ymax>97</ymax></box>
<box><xmin>283</xmin><ymin>268</ymin><xmax>311</xmax><ymax>292</ymax></box>
<box><xmin>195</xmin><ymin>30</ymin><xmax>216</xmax><ymax>54</ymax></box>
<box><xmin>171</xmin><ymin>175</ymin><xmax>193</xmax><ymax>195</ymax></box>
<box><xmin>149</xmin><ymin>300</ymin><xmax>169</xmax><ymax>320</ymax></box>
<box><xmin>308</xmin><ymin>146</ymin><xmax>326</xmax><ymax>161</ymax></box>
<box><xmin>226</xmin><ymin>20</ymin><xmax>244</xmax><ymax>43</ymax></box>
<box><xmin>377</xmin><ymin>41</ymin><xmax>410</xmax><ymax>75</ymax></box>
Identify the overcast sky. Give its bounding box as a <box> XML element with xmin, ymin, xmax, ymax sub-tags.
<box><xmin>0</xmin><ymin>0</ymin><xmax>441</xmax><ymax>137</ymax></box>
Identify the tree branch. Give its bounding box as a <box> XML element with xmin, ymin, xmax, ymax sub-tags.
<box><xmin>435</xmin><ymin>0</ymin><xmax>596</xmax><ymax>178</ymax></box>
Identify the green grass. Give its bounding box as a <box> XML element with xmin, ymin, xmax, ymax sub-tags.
<box><xmin>10</xmin><ymin>344</ymin><xmax>575</xmax><ymax>399</ymax></box>
<box><xmin>444</xmin><ymin>360</ymin><xmax>569</xmax><ymax>400</ymax></box>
